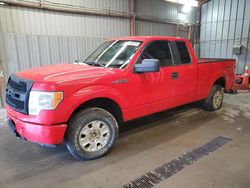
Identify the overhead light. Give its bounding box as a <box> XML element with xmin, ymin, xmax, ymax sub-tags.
<box><xmin>182</xmin><ymin>4</ymin><xmax>192</xmax><ymax>13</ymax></box>
<box><xmin>0</xmin><ymin>2</ymin><xmax>6</xmax><ymax>5</ymax></box>
<box><xmin>164</xmin><ymin>0</ymin><xmax>198</xmax><ymax>7</ymax></box>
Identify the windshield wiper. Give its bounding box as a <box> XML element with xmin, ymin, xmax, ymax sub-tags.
<box><xmin>85</xmin><ymin>61</ymin><xmax>105</xmax><ymax>67</ymax></box>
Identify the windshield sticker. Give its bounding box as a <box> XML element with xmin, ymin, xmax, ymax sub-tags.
<box><xmin>125</xmin><ymin>41</ymin><xmax>140</xmax><ymax>46</ymax></box>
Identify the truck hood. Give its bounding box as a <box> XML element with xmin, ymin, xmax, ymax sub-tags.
<box><xmin>17</xmin><ymin>63</ymin><xmax>115</xmax><ymax>83</ymax></box>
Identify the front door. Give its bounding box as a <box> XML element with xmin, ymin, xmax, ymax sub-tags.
<box><xmin>128</xmin><ymin>40</ymin><xmax>175</xmax><ymax>119</ymax></box>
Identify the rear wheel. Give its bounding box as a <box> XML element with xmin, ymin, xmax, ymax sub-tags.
<box><xmin>203</xmin><ymin>84</ymin><xmax>224</xmax><ymax>111</ymax></box>
<box><xmin>65</xmin><ymin>108</ymin><xmax>118</xmax><ymax>160</ymax></box>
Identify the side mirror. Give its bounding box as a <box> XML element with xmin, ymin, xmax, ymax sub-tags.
<box><xmin>134</xmin><ymin>59</ymin><xmax>160</xmax><ymax>73</ymax></box>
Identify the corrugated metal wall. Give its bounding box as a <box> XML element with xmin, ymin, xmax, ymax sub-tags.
<box><xmin>0</xmin><ymin>0</ymin><xmax>198</xmax><ymax>80</ymax></box>
<box><xmin>136</xmin><ymin>0</ymin><xmax>197</xmax><ymax>24</ymax></box>
<box><xmin>200</xmin><ymin>0</ymin><xmax>250</xmax><ymax>73</ymax></box>
<box><xmin>135</xmin><ymin>0</ymin><xmax>197</xmax><ymax>37</ymax></box>
<box><xmin>0</xmin><ymin>1</ymin><xmax>130</xmax><ymax>79</ymax></box>
<box><xmin>45</xmin><ymin>0</ymin><xmax>130</xmax><ymax>12</ymax></box>
<box><xmin>135</xmin><ymin>21</ymin><xmax>177</xmax><ymax>36</ymax></box>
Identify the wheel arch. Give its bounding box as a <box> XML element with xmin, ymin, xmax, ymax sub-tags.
<box><xmin>214</xmin><ymin>77</ymin><xmax>226</xmax><ymax>88</ymax></box>
<box><xmin>69</xmin><ymin>97</ymin><xmax>124</xmax><ymax>126</ymax></box>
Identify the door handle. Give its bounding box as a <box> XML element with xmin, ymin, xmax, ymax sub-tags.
<box><xmin>171</xmin><ymin>72</ymin><xmax>178</xmax><ymax>79</ymax></box>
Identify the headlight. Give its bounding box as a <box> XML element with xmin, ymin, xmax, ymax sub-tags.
<box><xmin>28</xmin><ymin>91</ymin><xmax>63</xmax><ymax>115</ymax></box>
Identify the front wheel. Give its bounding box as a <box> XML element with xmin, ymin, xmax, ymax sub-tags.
<box><xmin>65</xmin><ymin>108</ymin><xmax>119</xmax><ymax>160</ymax></box>
<box><xmin>203</xmin><ymin>84</ymin><xmax>224</xmax><ymax>111</ymax></box>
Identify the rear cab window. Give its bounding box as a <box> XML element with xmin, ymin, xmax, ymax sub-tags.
<box><xmin>174</xmin><ymin>41</ymin><xmax>191</xmax><ymax>65</ymax></box>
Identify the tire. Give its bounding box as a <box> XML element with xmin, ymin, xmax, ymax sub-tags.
<box><xmin>203</xmin><ymin>84</ymin><xmax>224</xmax><ymax>111</ymax></box>
<box><xmin>65</xmin><ymin>107</ymin><xmax>119</xmax><ymax>160</ymax></box>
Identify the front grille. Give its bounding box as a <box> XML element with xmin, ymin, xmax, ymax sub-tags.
<box><xmin>8</xmin><ymin>78</ymin><xmax>27</xmax><ymax>92</ymax></box>
<box><xmin>6</xmin><ymin>75</ymin><xmax>34</xmax><ymax>114</ymax></box>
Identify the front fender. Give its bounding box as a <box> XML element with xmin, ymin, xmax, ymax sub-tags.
<box><xmin>63</xmin><ymin>85</ymin><xmax>127</xmax><ymax>121</ymax></box>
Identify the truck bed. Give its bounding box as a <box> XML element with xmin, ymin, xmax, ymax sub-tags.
<box><xmin>197</xmin><ymin>58</ymin><xmax>235</xmax><ymax>99</ymax></box>
<box><xmin>197</xmin><ymin>58</ymin><xmax>235</xmax><ymax>64</ymax></box>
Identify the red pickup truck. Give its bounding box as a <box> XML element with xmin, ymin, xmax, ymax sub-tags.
<box><xmin>5</xmin><ymin>36</ymin><xmax>235</xmax><ymax>160</ymax></box>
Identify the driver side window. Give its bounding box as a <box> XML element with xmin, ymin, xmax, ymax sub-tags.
<box><xmin>138</xmin><ymin>41</ymin><xmax>174</xmax><ymax>67</ymax></box>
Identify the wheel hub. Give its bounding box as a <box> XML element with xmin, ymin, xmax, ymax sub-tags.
<box><xmin>78</xmin><ymin>120</ymin><xmax>110</xmax><ymax>152</ymax></box>
<box><xmin>213</xmin><ymin>91</ymin><xmax>223</xmax><ymax>109</ymax></box>
<box><xmin>89</xmin><ymin>130</ymin><xmax>101</xmax><ymax>142</ymax></box>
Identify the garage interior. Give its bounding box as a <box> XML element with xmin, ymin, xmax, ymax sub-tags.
<box><xmin>0</xmin><ymin>0</ymin><xmax>250</xmax><ymax>187</ymax></box>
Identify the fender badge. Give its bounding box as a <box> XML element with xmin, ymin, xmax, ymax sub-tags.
<box><xmin>112</xmin><ymin>79</ymin><xmax>128</xmax><ymax>84</ymax></box>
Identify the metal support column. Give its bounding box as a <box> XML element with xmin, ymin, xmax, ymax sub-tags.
<box><xmin>129</xmin><ymin>0</ymin><xmax>136</xmax><ymax>36</ymax></box>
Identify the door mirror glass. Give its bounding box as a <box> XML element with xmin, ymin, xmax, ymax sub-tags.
<box><xmin>134</xmin><ymin>59</ymin><xmax>160</xmax><ymax>73</ymax></box>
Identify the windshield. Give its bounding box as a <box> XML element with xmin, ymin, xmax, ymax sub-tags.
<box><xmin>84</xmin><ymin>40</ymin><xmax>142</xmax><ymax>69</ymax></box>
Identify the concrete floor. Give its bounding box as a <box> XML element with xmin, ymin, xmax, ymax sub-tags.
<box><xmin>0</xmin><ymin>93</ymin><xmax>250</xmax><ymax>188</ymax></box>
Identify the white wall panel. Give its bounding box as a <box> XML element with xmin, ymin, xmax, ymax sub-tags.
<box><xmin>0</xmin><ymin>0</ymin><xmax>198</xmax><ymax>81</ymax></box>
<box><xmin>135</xmin><ymin>20</ymin><xmax>176</xmax><ymax>36</ymax></box>
<box><xmin>0</xmin><ymin>4</ymin><xmax>130</xmax><ymax>79</ymax></box>
<box><xmin>0</xmin><ymin>6</ymin><xmax>130</xmax><ymax>37</ymax></box>
<box><xmin>136</xmin><ymin>0</ymin><xmax>197</xmax><ymax>24</ymax></box>
<box><xmin>20</xmin><ymin>0</ymin><xmax>130</xmax><ymax>13</ymax></box>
